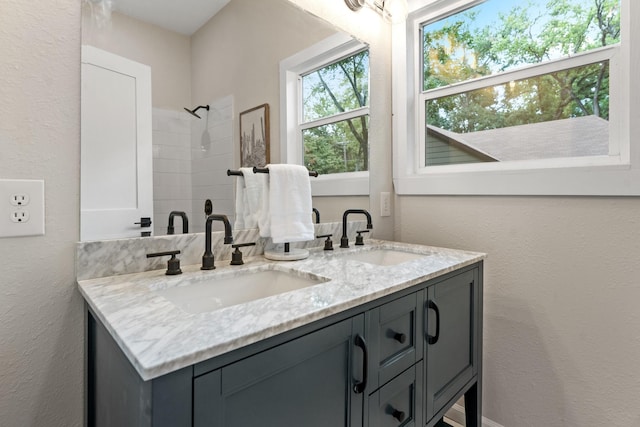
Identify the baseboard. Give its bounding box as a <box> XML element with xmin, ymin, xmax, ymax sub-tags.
<box><xmin>446</xmin><ymin>403</ymin><xmax>504</xmax><ymax>427</ymax></box>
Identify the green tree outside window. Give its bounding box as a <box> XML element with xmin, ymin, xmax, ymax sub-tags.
<box><xmin>302</xmin><ymin>50</ymin><xmax>369</xmax><ymax>174</ymax></box>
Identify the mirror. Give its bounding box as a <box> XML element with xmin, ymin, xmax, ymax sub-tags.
<box><xmin>81</xmin><ymin>0</ymin><xmax>370</xmax><ymax>239</ymax></box>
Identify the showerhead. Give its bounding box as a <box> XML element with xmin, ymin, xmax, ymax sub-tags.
<box><xmin>184</xmin><ymin>105</ymin><xmax>210</xmax><ymax>119</ymax></box>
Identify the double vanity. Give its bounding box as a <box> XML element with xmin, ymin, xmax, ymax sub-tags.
<box><xmin>78</xmin><ymin>226</ymin><xmax>485</xmax><ymax>427</ymax></box>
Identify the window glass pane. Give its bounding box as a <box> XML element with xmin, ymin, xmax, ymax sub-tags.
<box><xmin>302</xmin><ymin>50</ymin><xmax>369</xmax><ymax>122</ymax></box>
<box><xmin>425</xmin><ymin>61</ymin><xmax>609</xmax><ymax>166</ymax></box>
<box><xmin>422</xmin><ymin>0</ymin><xmax>620</xmax><ymax>91</ymax></box>
<box><xmin>303</xmin><ymin>116</ymin><xmax>369</xmax><ymax>174</ymax></box>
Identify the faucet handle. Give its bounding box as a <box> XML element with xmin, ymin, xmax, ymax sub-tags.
<box><xmin>146</xmin><ymin>250</ymin><xmax>182</xmax><ymax>275</ymax></box>
<box><xmin>355</xmin><ymin>230</ymin><xmax>370</xmax><ymax>246</ymax></box>
<box><xmin>316</xmin><ymin>234</ymin><xmax>334</xmax><ymax>251</ymax></box>
<box><xmin>230</xmin><ymin>242</ymin><xmax>256</xmax><ymax>265</ymax></box>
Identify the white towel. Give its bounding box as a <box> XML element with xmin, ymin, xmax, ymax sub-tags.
<box><xmin>234</xmin><ymin>167</ymin><xmax>264</xmax><ymax>230</ymax></box>
<box><xmin>258</xmin><ymin>168</ymin><xmax>272</xmax><ymax>237</ymax></box>
<box><xmin>243</xmin><ymin>167</ymin><xmax>266</xmax><ymax>229</ymax></box>
<box><xmin>266</xmin><ymin>164</ymin><xmax>314</xmax><ymax>243</ymax></box>
<box><xmin>234</xmin><ymin>169</ymin><xmax>249</xmax><ymax>230</ymax></box>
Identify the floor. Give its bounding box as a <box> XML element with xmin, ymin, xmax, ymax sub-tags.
<box><xmin>443</xmin><ymin>417</ymin><xmax>464</xmax><ymax>427</ymax></box>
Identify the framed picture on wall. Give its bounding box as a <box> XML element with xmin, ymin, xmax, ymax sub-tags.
<box><xmin>239</xmin><ymin>103</ymin><xmax>270</xmax><ymax>167</ymax></box>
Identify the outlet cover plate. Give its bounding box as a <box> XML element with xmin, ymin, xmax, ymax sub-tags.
<box><xmin>0</xmin><ymin>179</ymin><xmax>45</xmax><ymax>237</ymax></box>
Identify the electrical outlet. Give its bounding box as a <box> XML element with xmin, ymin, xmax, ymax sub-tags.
<box><xmin>10</xmin><ymin>210</ymin><xmax>30</xmax><ymax>223</ymax></box>
<box><xmin>0</xmin><ymin>179</ymin><xmax>45</xmax><ymax>237</ymax></box>
<box><xmin>11</xmin><ymin>194</ymin><xmax>30</xmax><ymax>206</ymax></box>
<box><xmin>380</xmin><ymin>192</ymin><xmax>391</xmax><ymax>217</ymax></box>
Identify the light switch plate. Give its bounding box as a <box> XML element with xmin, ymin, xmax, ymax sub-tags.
<box><xmin>0</xmin><ymin>179</ymin><xmax>45</xmax><ymax>237</ymax></box>
<box><xmin>380</xmin><ymin>192</ymin><xmax>391</xmax><ymax>217</ymax></box>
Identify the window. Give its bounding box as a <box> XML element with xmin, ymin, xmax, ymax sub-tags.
<box><xmin>281</xmin><ymin>34</ymin><xmax>370</xmax><ymax>196</ymax></box>
<box><xmin>421</xmin><ymin>0</ymin><xmax>619</xmax><ymax>167</ymax></box>
<box><xmin>393</xmin><ymin>0</ymin><xmax>640</xmax><ymax>196</ymax></box>
<box><xmin>302</xmin><ymin>49</ymin><xmax>369</xmax><ymax>174</ymax></box>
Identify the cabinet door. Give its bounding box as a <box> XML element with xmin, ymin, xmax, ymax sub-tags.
<box><xmin>367</xmin><ymin>292</ymin><xmax>422</xmax><ymax>391</ymax></box>
<box><xmin>365</xmin><ymin>361</ymin><xmax>423</xmax><ymax>427</ymax></box>
<box><xmin>424</xmin><ymin>269</ymin><xmax>478</xmax><ymax>422</ymax></box>
<box><xmin>194</xmin><ymin>315</ymin><xmax>365</xmax><ymax>427</ymax></box>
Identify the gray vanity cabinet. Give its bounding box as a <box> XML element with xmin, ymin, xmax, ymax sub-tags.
<box><xmin>363</xmin><ymin>266</ymin><xmax>482</xmax><ymax>427</ymax></box>
<box><xmin>424</xmin><ymin>268</ymin><xmax>481</xmax><ymax>426</ymax></box>
<box><xmin>193</xmin><ymin>315</ymin><xmax>365</xmax><ymax>427</ymax></box>
<box><xmin>87</xmin><ymin>262</ymin><xmax>483</xmax><ymax>427</ymax></box>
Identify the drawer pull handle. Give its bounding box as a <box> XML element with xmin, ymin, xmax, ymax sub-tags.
<box><xmin>353</xmin><ymin>334</ymin><xmax>368</xmax><ymax>394</ymax></box>
<box><xmin>393</xmin><ymin>332</ymin><xmax>407</xmax><ymax>344</ymax></box>
<box><xmin>427</xmin><ymin>300</ymin><xmax>440</xmax><ymax>345</ymax></box>
<box><xmin>391</xmin><ymin>408</ymin><xmax>406</xmax><ymax>422</ymax></box>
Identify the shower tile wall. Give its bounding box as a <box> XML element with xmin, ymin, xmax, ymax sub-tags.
<box><xmin>152</xmin><ymin>109</ymin><xmax>193</xmax><ymax>236</ymax></box>
<box><xmin>152</xmin><ymin>95</ymin><xmax>235</xmax><ymax>236</ymax></box>
<box><xmin>191</xmin><ymin>95</ymin><xmax>235</xmax><ymax>233</ymax></box>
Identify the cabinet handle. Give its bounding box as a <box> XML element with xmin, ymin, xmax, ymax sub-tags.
<box><xmin>353</xmin><ymin>334</ymin><xmax>368</xmax><ymax>394</ymax></box>
<box><xmin>391</xmin><ymin>407</ymin><xmax>406</xmax><ymax>422</ymax></box>
<box><xmin>393</xmin><ymin>331</ymin><xmax>407</xmax><ymax>344</ymax></box>
<box><xmin>427</xmin><ymin>300</ymin><xmax>440</xmax><ymax>345</ymax></box>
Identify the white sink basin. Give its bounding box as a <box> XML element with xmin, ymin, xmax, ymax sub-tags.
<box><xmin>340</xmin><ymin>249</ymin><xmax>429</xmax><ymax>266</ymax></box>
<box><xmin>155</xmin><ymin>269</ymin><xmax>328</xmax><ymax>314</ymax></box>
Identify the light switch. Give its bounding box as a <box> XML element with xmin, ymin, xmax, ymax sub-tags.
<box><xmin>380</xmin><ymin>192</ymin><xmax>391</xmax><ymax>217</ymax></box>
<box><xmin>0</xmin><ymin>179</ymin><xmax>45</xmax><ymax>237</ymax></box>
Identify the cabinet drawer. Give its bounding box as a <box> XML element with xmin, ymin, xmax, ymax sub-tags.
<box><xmin>365</xmin><ymin>361</ymin><xmax>423</xmax><ymax>427</ymax></box>
<box><xmin>367</xmin><ymin>292</ymin><xmax>422</xmax><ymax>390</ymax></box>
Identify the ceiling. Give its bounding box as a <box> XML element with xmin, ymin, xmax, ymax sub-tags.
<box><xmin>113</xmin><ymin>0</ymin><xmax>231</xmax><ymax>35</ymax></box>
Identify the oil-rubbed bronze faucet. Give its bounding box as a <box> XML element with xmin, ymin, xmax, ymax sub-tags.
<box><xmin>340</xmin><ymin>209</ymin><xmax>373</xmax><ymax>248</ymax></box>
<box><xmin>146</xmin><ymin>250</ymin><xmax>182</xmax><ymax>275</ymax></box>
<box><xmin>202</xmin><ymin>214</ymin><xmax>233</xmax><ymax>270</ymax></box>
<box><xmin>167</xmin><ymin>211</ymin><xmax>189</xmax><ymax>234</ymax></box>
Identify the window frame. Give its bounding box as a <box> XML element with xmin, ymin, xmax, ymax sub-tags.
<box><xmin>392</xmin><ymin>0</ymin><xmax>639</xmax><ymax>196</ymax></box>
<box><xmin>281</xmin><ymin>33</ymin><xmax>370</xmax><ymax>196</ymax></box>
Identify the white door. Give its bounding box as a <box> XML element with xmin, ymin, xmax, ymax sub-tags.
<box><xmin>81</xmin><ymin>45</ymin><xmax>153</xmax><ymax>241</ymax></box>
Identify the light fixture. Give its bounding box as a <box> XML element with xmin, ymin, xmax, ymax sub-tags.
<box><xmin>83</xmin><ymin>0</ymin><xmax>113</xmax><ymax>28</ymax></box>
<box><xmin>344</xmin><ymin>0</ymin><xmax>408</xmax><ymax>23</ymax></box>
<box><xmin>345</xmin><ymin>0</ymin><xmax>365</xmax><ymax>11</ymax></box>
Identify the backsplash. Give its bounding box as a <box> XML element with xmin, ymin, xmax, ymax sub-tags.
<box><xmin>76</xmin><ymin>220</ymin><xmax>368</xmax><ymax>281</ymax></box>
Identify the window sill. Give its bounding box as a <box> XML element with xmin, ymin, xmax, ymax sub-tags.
<box><xmin>393</xmin><ymin>158</ymin><xmax>640</xmax><ymax>196</ymax></box>
<box><xmin>311</xmin><ymin>172</ymin><xmax>369</xmax><ymax>196</ymax></box>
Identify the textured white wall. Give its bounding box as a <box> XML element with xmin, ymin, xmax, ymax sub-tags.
<box><xmin>311</xmin><ymin>196</ymin><xmax>370</xmax><ymax>224</ymax></box>
<box><xmin>0</xmin><ymin>0</ymin><xmax>84</xmax><ymax>425</ymax></box>
<box><xmin>397</xmin><ymin>196</ymin><xmax>640</xmax><ymax>426</ymax></box>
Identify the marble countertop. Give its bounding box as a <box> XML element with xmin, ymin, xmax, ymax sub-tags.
<box><xmin>78</xmin><ymin>239</ymin><xmax>485</xmax><ymax>381</ymax></box>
